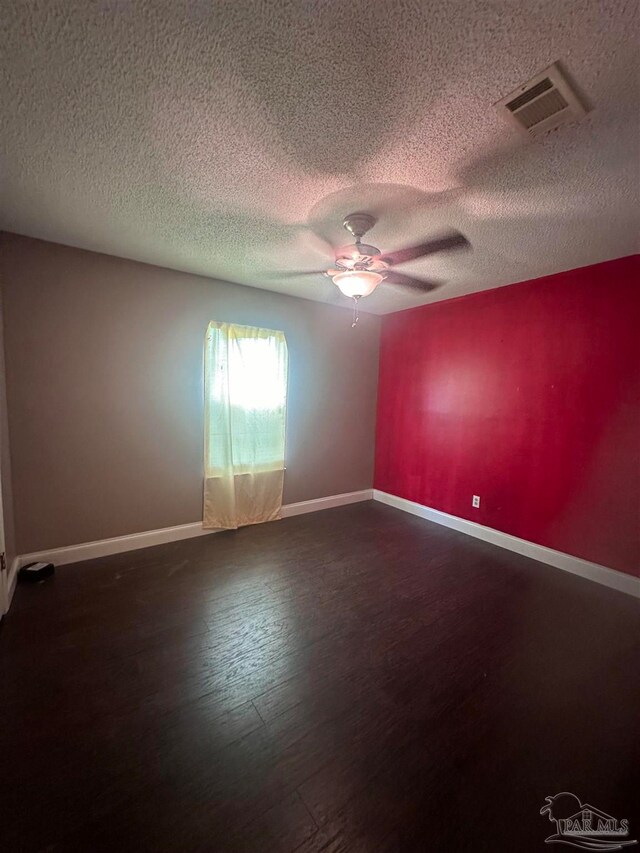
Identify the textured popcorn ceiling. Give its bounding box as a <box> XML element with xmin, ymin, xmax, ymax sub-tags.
<box><xmin>1</xmin><ymin>1</ymin><xmax>638</xmax><ymax>314</ymax></box>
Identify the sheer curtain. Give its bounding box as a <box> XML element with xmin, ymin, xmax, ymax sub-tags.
<box><xmin>203</xmin><ymin>321</ymin><xmax>288</xmax><ymax>529</ymax></box>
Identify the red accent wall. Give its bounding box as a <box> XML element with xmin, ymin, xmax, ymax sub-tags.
<box><xmin>375</xmin><ymin>256</ymin><xmax>640</xmax><ymax>577</ymax></box>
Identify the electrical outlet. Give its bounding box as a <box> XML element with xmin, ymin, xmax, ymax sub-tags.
<box><xmin>472</xmin><ymin>495</ymin><xmax>480</xmax><ymax>508</ymax></box>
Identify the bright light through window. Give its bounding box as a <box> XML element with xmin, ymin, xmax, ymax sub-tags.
<box><xmin>224</xmin><ymin>337</ymin><xmax>287</xmax><ymax>412</ymax></box>
<box><xmin>205</xmin><ymin>323</ymin><xmax>288</xmax><ymax>475</ymax></box>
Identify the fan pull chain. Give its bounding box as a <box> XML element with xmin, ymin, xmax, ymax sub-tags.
<box><xmin>352</xmin><ymin>296</ymin><xmax>360</xmax><ymax>327</ymax></box>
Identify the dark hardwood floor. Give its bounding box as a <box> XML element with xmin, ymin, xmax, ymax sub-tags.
<box><xmin>1</xmin><ymin>501</ymin><xmax>638</xmax><ymax>852</ymax></box>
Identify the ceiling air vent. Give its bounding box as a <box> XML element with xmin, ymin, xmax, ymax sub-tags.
<box><xmin>495</xmin><ymin>62</ymin><xmax>587</xmax><ymax>137</ymax></box>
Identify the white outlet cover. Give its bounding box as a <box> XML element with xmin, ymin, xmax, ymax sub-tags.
<box><xmin>472</xmin><ymin>495</ymin><xmax>480</xmax><ymax>508</ymax></box>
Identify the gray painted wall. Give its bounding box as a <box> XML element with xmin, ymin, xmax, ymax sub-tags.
<box><xmin>0</xmin><ymin>234</ymin><xmax>380</xmax><ymax>554</ymax></box>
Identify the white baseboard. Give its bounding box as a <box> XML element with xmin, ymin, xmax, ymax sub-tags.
<box><xmin>13</xmin><ymin>489</ymin><xmax>373</xmax><ymax>574</ymax></box>
<box><xmin>13</xmin><ymin>486</ymin><xmax>634</xmax><ymax>602</ymax></box>
<box><xmin>282</xmin><ymin>489</ymin><xmax>373</xmax><ymax>518</ymax></box>
<box><xmin>373</xmin><ymin>490</ymin><xmax>639</xmax><ymax>598</ymax></box>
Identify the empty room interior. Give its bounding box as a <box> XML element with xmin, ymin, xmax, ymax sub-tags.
<box><xmin>1</xmin><ymin>2</ymin><xmax>639</xmax><ymax>851</ymax></box>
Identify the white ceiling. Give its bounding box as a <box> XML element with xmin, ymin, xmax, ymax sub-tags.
<box><xmin>1</xmin><ymin>1</ymin><xmax>638</xmax><ymax>314</ymax></box>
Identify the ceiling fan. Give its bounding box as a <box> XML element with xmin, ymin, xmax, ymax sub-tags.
<box><xmin>273</xmin><ymin>213</ymin><xmax>470</xmax><ymax>325</ymax></box>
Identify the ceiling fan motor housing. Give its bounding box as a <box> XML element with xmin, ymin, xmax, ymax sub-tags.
<box><xmin>336</xmin><ymin>243</ymin><xmax>382</xmax><ymax>263</ymax></box>
<box><xmin>342</xmin><ymin>212</ymin><xmax>377</xmax><ymax>242</ymax></box>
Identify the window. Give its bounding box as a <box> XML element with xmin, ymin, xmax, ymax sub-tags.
<box><xmin>204</xmin><ymin>322</ymin><xmax>288</xmax><ymax>477</ymax></box>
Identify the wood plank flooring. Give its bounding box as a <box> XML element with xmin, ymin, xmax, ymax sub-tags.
<box><xmin>1</xmin><ymin>501</ymin><xmax>638</xmax><ymax>852</ymax></box>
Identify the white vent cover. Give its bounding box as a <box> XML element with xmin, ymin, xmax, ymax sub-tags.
<box><xmin>495</xmin><ymin>62</ymin><xmax>587</xmax><ymax>137</ymax></box>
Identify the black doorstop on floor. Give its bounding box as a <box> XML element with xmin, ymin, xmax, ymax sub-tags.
<box><xmin>18</xmin><ymin>562</ymin><xmax>55</xmax><ymax>583</ymax></box>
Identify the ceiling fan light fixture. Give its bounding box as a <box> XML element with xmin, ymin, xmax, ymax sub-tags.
<box><xmin>332</xmin><ymin>270</ymin><xmax>383</xmax><ymax>298</ymax></box>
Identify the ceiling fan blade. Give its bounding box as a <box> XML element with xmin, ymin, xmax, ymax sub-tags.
<box><xmin>383</xmin><ymin>271</ymin><xmax>440</xmax><ymax>292</ymax></box>
<box><xmin>304</xmin><ymin>229</ymin><xmax>339</xmax><ymax>258</ymax></box>
<box><xmin>379</xmin><ymin>231</ymin><xmax>469</xmax><ymax>267</ymax></box>
<box><xmin>263</xmin><ymin>269</ymin><xmax>327</xmax><ymax>279</ymax></box>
